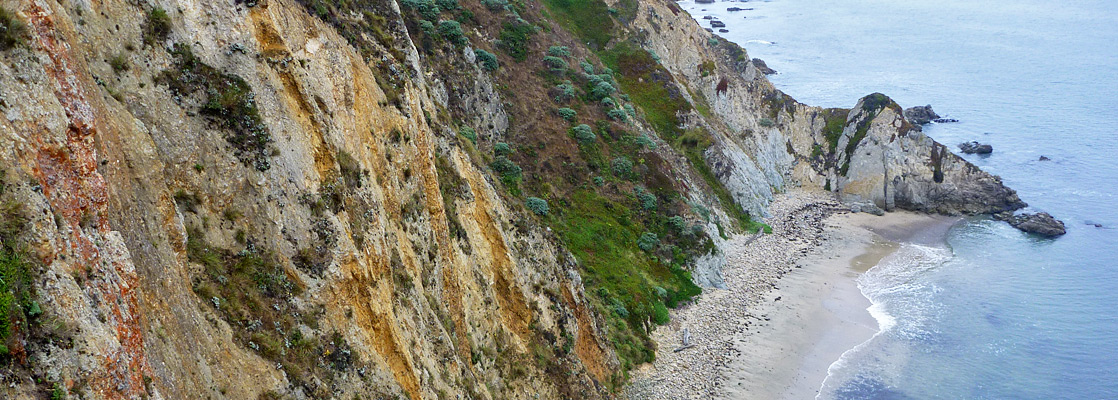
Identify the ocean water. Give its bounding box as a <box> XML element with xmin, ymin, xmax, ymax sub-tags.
<box><xmin>680</xmin><ymin>0</ymin><xmax>1118</xmax><ymax>398</ymax></box>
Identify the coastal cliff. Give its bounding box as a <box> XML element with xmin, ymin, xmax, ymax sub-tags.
<box><xmin>0</xmin><ymin>0</ymin><xmax>1024</xmax><ymax>398</ymax></box>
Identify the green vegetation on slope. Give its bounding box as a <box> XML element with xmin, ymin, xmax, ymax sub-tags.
<box><xmin>549</xmin><ymin>190</ymin><xmax>704</xmax><ymax>380</ymax></box>
<box><xmin>539</xmin><ymin>0</ymin><xmax>614</xmax><ymax>49</ymax></box>
<box><xmin>159</xmin><ymin>44</ymin><xmax>273</xmax><ymax>171</ymax></box>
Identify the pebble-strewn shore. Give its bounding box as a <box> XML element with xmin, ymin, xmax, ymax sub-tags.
<box><xmin>625</xmin><ymin>191</ymin><xmax>847</xmax><ymax>399</ymax></box>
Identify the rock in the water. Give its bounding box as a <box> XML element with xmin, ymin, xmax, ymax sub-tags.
<box><xmin>1039</xmin><ymin>155</ymin><xmax>1051</xmax><ymax>161</ymax></box>
<box><xmin>903</xmin><ymin>105</ymin><xmax>940</xmax><ymax>125</ymax></box>
<box><xmin>959</xmin><ymin>141</ymin><xmax>993</xmax><ymax>154</ymax></box>
<box><xmin>696</xmin><ymin>0</ymin><xmax>714</xmax><ymax>4</ymax></box>
<box><xmin>719</xmin><ymin>28</ymin><xmax>729</xmax><ymax>33</ymax></box>
<box><xmin>933</xmin><ymin>117</ymin><xmax>960</xmax><ymax>123</ymax></box>
<box><xmin>995</xmin><ymin>212</ymin><xmax>1067</xmax><ymax>237</ymax></box>
<box><xmin>752</xmin><ymin>58</ymin><xmax>776</xmax><ymax>75</ymax></box>
<box><xmin>702</xmin><ymin>15</ymin><xmax>713</xmax><ymax>20</ymax></box>
<box><xmin>727</xmin><ymin>7</ymin><xmax>747</xmax><ymax>11</ymax></box>
<box><xmin>710</xmin><ymin>20</ymin><xmax>726</xmax><ymax>28</ymax></box>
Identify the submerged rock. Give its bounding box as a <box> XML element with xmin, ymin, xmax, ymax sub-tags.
<box><xmin>710</xmin><ymin>20</ymin><xmax>726</xmax><ymax>28</ymax></box>
<box><xmin>903</xmin><ymin>105</ymin><xmax>940</xmax><ymax>125</ymax></box>
<box><xmin>933</xmin><ymin>117</ymin><xmax>960</xmax><ymax>123</ymax></box>
<box><xmin>994</xmin><ymin>212</ymin><xmax>1067</xmax><ymax>237</ymax></box>
<box><xmin>727</xmin><ymin>7</ymin><xmax>750</xmax><ymax>12</ymax></box>
<box><xmin>752</xmin><ymin>58</ymin><xmax>777</xmax><ymax>75</ymax></box>
<box><xmin>959</xmin><ymin>141</ymin><xmax>993</xmax><ymax>154</ymax></box>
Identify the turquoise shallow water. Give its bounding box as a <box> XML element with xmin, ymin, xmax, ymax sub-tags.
<box><xmin>681</xmin><ymin>0</ymin><xmax>1118</xmax><ymax>398</ymax></box>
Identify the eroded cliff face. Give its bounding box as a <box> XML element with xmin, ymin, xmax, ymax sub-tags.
<box><xmin>0</xmin><ymin>0</ymin><xmax>1024</xmax><ymax>398</ymax></box>
<box><xmin>0</xmin><ymin>0</ymin><xmax>614</xmax><ymax>398</ymax></box>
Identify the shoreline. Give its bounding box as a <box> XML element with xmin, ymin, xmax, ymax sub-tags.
<box><xmin>624</xmin><ymin>191</ymin><xmax>958</xmax><ymax>399</ymax></box>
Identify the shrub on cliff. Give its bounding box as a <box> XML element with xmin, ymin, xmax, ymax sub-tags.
<box><xmin>634</xmin><ymin>134</ymin><xmax>656</xmax><ymax>149</ymax></box>
<box><xmin>459</xmin><ymin>126</ymin><xmax>477</xmax><ymax>144</ymax></box>
<box><xmin>143</xmin><ymin>7</ymin><xmax>172</xmax><ymax>45</ymax></box>
<box><xmin>571</xmin><ymin>124</ymin><xmax>596</xmax><ymax>143</ymax></box>
<box><xmin>482</xmin><ymin>0</ymin><xmax>508</xmax><ymax>11</ymax></box>
<box><xmin>401</xmin><ymin>0</ymin><xmax>441</xmax><ymax>20</ymax></box>
<box><xmin>494</xmin><ymin>142</ymin><xmax>512</xmax><ymax>156</ymax></box>
<box><xmin>419</xmin><ymin>20</ymin><xmax>436</xmax><ymax>36</ymax></box>
<box><xmin>438</xmin><ymin>20</ymin><xmax>467</xmax><ymax>45</ymax></box>
<box><xmin>0</xmin><ymin>7</ymin><xmax>27</xmax><ymax>51</ymax></box>
<box><xmin>579</xmin><ymin>60</ymin><xmax>595</xmax><ymax>74</ymax></box>
<box><xmin>553</xmin><ymin>81</ymin><xmax>576</xmax><ymax>103</ymax></box>
<box><xmin>607</xmin><ymin>108</ymin><xmax>628</xmax><ymax>122</ymax></box>
<box><xmin>590</xmin><ymin>80</ymin><xmax>615</xmax><ymax>100</ymax></box>
<box><xmin>490</xmin><ymin>156</ymin><xmax>522</xmax><ymax>190</ymax></box>
<box><xmin>652</xmin><ymin>301</ymin><xmax>670</xmax><ymax>325</ymax></box>
<box><xmin>548</xmin><ymin>45</ymin><xmax>570</xmax><ymax>57</ymax></box>
<box><xmin>668</xmin><ymin>215</ymin><xmax>687</xmax><ymax>233</ymax></box>
<box><xmin>637</xmin><ymin>232</ymin><xmax>659</xmax><ymax>252</ymax></box>
<box><xmin>435</xmin><ymin>0</ymin><xmax>459</xmax><ymax>11</ymax></box>
<box><xmin>526</xmin><ymin>197</ymin><xmax>549</xmax><ymax>216</ymax></box>
<box><xmin>611</xmin><ymin>156</ymin><xmax>634</xmax><ymax>179</ymax></box>
<box><xmin>557</xmin><ymin>107</ymin><xmax>577</xmax><ymax>122</ymax></box>
<box><xmin>635</xmin><ymin>187</ymin><xmax>656</xmax><ymax>210</ymax></box>
<box><xmin>542</xmin><ymin>55</ymin><xmax>568</xmax><ymax>72</ymax></box>
<box><xmin>498</xmin><ymin>21</ymin><xmax>534</xmax><ymax>62</ymax></box>
<box><xmin>474</xmin><ymin>49</ymin><xmax>499</xmax><ymax>71</ymax></box>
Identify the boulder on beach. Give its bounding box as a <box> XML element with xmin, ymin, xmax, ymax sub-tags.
<box><xmin>850</xmin><ymin>202</ymin><xmax>885</xmax><ymax>216</ymax></box>
<box><xmin>958</xmin><ymin>141</ymin><xmax>993</xmax><ymax>154</ymax></box>
<box><xmin>903</xmin><ymin>105</ymin><xmax>940</xmax><ymax>125</ymax></box>
<box><xmin>752</xmin><ymin>58</ymin><xmax>777</xmax><ymax>75</ymax></box>
<box><xmin>994</xmin><ymin>212</ymin><xmax>1067</xmax><ymax>237</ymax></box>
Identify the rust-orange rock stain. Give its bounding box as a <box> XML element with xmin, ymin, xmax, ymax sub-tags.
<box><xmin>25</xmin><ymin>1</ymin><xmax>151</xmax><ymax>397</ymax></box>
<box><xmin>336</xmin><ymin>257</ymin><xmax>421</xmax><ymax>400</ymax></box>
<box><xmin>460</xmin><ymin>159</ymin><xmax>532</xmax><ymax>344</ymax></box>
<box><xmin>562</xmin><ymin>287</ymin><xmax>608</xmax><ymax>384</ymax></box>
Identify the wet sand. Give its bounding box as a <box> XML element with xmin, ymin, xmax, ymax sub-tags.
<box><xmin>718</xmin><ymin>211</ymin><xmax>957</xmax><ymax>400</ymax></box>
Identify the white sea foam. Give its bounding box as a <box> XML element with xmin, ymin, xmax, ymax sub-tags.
<box><xmin>816</xmin><ymin>243</ymin><xmax>952</xmax><ymax>399</ymax></box>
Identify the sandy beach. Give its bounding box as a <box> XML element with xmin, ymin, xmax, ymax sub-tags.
<box><xmin>625</xmin><ymin>190</ymin><xmax>958</xmax><ymax>399</ymax></box>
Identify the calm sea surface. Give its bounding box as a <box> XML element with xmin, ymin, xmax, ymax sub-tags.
<box><xmin>681</xmin><ymin>0</ymin><xmax>1118</xmax><ymax>398</ymax></box>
